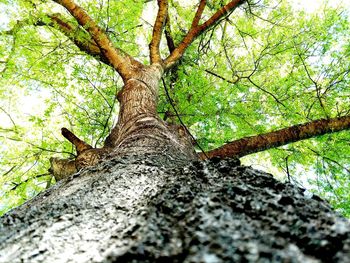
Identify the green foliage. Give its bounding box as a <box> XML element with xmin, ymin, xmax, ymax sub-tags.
<box><xmin>1</xmin><ymin>0</ymin><xmax>349</xmax><ymax>217</ymax></box>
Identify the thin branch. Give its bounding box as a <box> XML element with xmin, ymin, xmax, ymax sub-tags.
<box><xmin>296</xmin><ymin>50</ymin><xmax>328</xmax><ymax>117</ymax></box>
<box><xmin>10</xmin><ymin>173</ymin><xmax>51</xmax><ymax>192</ymax></box>
<box><xmin>4</xmin><ymin>14</ymin><xmax>110</xmax><ymax>65</ymax></box>
<box><xmin>0</xmin><ymin>31</ymin><xmax>17</xmax><ymax>75</ymax></box>
<box><xmin>164</xmin><ymin>0</ymin><xmax>245</xmax><ymax>69</ymax></box>
<box><xmin>247</xmin><ymin>77</ymin><xmax>287</xmax><ymax>108</ymax></box>
<box><xmin>204</xmin><ymin>69</ymin><xmax>240</xmax><ymax>84</ymax></box>
<box><xmin>0</xmin><ymin>106</ymin><xmax>17</xmax><ymax>129</ymax></box>
<box><xmin>308</xmin><ymin>147</ymin><xmax>350</xmax><ymax>174</ymax></box>
<box><xmin>285</xmin><ymin>155</ymin><xmax>291</xmax><ymax>183</ymax></box>
<box><xmin>162</xmin><ymin>78</ymin><xmax>208</xmax><ymax>158</ymax></box>
<box><xmin>47</xmin><ymin>14</ymin><xmax>107</xmax><ymax>62</ymax></box>
<box><xmin>25</xmin><ymin>141</ymin><xmax>76</xmax><ymax>157</ymax></box>
<box><xmin>2</xmin><ymin>165</ymin><xmax>17</xmax><ymax>177</ymax></box>
<box><xmin>150</xmin><ymin>0</ymin><xmax>169</xmax><ymax>64</ymax></box>
<box><xmin>199</xmin><ymin>115</ymin><xmax>350</xmax><ymax>159</ymax></box>
<box><xmin>191</xmin><ymin>0</ymin><xmax>207</xmax><ymax>28</ymax></box>
<box><xmin>84</xmin><ymin>75</ymin><xmax>112</xmax><ymax>108</ymax></box>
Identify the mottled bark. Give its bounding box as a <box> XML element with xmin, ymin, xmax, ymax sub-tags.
<box><xmin>1</xmin><ymin>156</ymin><xmax>350</xmax><ymax>262</ymax></box>
<box><xmin>200</xmin><ymin>115</ymin><xmax>350</xmax><ymax>159</ymax></box>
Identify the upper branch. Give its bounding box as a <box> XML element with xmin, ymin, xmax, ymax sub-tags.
<box><xmin>164</xmin><ymin>14</ymin><xmax>176</xmax><ymax>53</ymax></box>
<box><xmin>199</xmin><ymin>0</ymin><xmax>244</xmax><ymax>32</ymax></box>
<box><xmin>44</xmin><ymin>14</ymin><xmax>109</xmax><ymax>64</ymax></box>
<box><xmin>199</xmin><ymin>115</ymin><xmax>350</xmax><ymax>160</ymax></box>
<box><xmin>2</xmin><ymin>14</ymin><xmax>109</xmax><ymax>65</ymax></box>
<box><xmin>53</xmin><ymin>0</ymin><xmax>134</xmax><ymax>79</ymax></box>
<box><xmin>164</xmin><ymin>0</ymin><xmax>244</xmax><ymax>70</ymax></box>
<box><xmin>150</xmin><ymin>0</ymin><xmax>169</xmax><ymax>65</ymax></box>
<box><xmin>191</xmin><ymin>0</ymin><xmax>207</xmax><ymax>28</ymax></box>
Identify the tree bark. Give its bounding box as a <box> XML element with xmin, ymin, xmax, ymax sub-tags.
<box><xmin>1</xmin><ymin>155</ymin><xmax>350</xmax><ymax>262</ymax></box>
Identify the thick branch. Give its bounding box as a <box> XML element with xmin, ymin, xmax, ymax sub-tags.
<box><xmin>164</xmin><ymin>0</ymin><xmax>244</xmax><ymax>70</ymax></box>
<box><xmin>44</xmin><ymin>14</ymin><xmax>110</xmax><ymax>64</ymax></box>
<box><xmin>53</xmin><ymin>0</ymin><xmax>134</xmax><ymax>79</ymax></box>
<box><xmin>199</xmin><ymin>115</ymin><xmax>350</xmax><ymax>159</ymax></box>
<box><xmin>164</xmin><ymin>15</ymin><xmax>175</xmax><ymax>53</ymax></box>
<box><xmin>2</xmin><ymin>14</ymin><xmax>110</xmax><ymax>65</ymax></box>
<box><xmin>61</xmin><ymin>127</ymin><xmax>92</xmax><ymax>155</ymax></box>
<box><xmin>150</xmin><ymin>0</ymin><xmax>169</xmax><ymax>64</ymax></box>
<box><xmin>199</xmin><ymin>0</ymin><xmax>244</xmax><ymax>32</ymax></box>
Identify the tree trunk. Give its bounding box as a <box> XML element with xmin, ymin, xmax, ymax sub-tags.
<box><xmin>50</xmin><ymin>64</ymin><xmax>196</xmax><ymax>180</ymax></box>
<box><xmin>2</xmin><ymin>66</ymin><xmax>350</xmax><ymax>263</ymax></box>
<box><xmin>1</xmin><ymin>154</ymin><xmax>350</xmax><ymax>262</ymax></box>
<box><xmin>104</xmin><ymin>64</ymin><xmax>196</xmax><ymax>161</ymax></box>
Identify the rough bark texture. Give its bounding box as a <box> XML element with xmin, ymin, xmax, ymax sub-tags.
<box><xmin>1</xmin><ymin>155</ymin><xmax>349</xmax><ymax>262</ymax></box>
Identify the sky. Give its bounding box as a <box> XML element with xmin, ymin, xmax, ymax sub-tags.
<box><xmin>293</xmin><ymin>0</ymin><xmax>350</xmax><ymax>12</ymax></box>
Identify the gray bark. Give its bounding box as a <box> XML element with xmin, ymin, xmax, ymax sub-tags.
<box><xmin>1</xmin><ymin>154</ymin><xmax>350</xmax><ymax>262</ymax></box>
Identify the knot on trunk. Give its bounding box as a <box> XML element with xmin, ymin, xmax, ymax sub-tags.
<box><xmin>49</xmin><ymin>128</ymin><xmax>110</xmax><ymax>181</ymax></box>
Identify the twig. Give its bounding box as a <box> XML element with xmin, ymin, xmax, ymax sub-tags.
<box><xmin>161</xmin><ymin>78</ymin><xmax>208</xmax><ymax>158</ymax></box>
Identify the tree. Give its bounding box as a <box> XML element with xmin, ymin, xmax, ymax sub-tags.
<box><xmin>0</xmin><ymin>0</ymin><xmax>350</xmax><ymax>261</ymax></box>
<box><xmin>1</xmin><ymin>0</ymin><xmax>350</xmax><ymax>216</ymax></box>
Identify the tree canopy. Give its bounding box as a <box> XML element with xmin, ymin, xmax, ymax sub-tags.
<box><xmin>0</xmin><ymin>0</ymin><xmax>349</xmax><ymax>216</ymax></box>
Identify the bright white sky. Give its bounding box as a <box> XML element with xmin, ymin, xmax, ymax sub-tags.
<box><xmin>293</xmin><ymin>0</ymin><xmax>350</xmax><ymax>13</ymax></box>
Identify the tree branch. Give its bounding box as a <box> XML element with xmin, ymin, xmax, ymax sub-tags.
<box><xmin>150</xmin><ymin>0</ymin><xmax>169</xmax><ymax>64</ymax></box>
<box><xmin>164</xmin><ymin>15</ymin><xmax>176</xmax><ymax>53</ymax></box>
<box><xmin>10</xmin><ymin>173</ymin><xmax>51</xmax><ymax>192</ymax></box>
<box><xmin>45</xmin><ymin>14</ymin><xmax>110</xmax><ymax>64</ymax></box>
<box><xmin>53</xmin><ymin>0</ymin><xmax>135</xmax><ymax>79</ymax></box>
<box><xmin>61</xmin><ymin>127</ymin><xmax>92</xmax><ymax>155</ymax></box>
<box><xmin>1</xmin><ymin>14</ymin><xmax>110</xmax><ymax>65</ymax></box>
<box><xmin>191</xmin><ymin>0</ymin><xmax>207</xmax><ymax>28</ymax></box>
<box><xmin>164</xmin><ymin>0</ymin><xmax>245</xmax><ymax>70</ymax></box>
<box><xmin>204</xmin><ymin>69</ymin><xmax>240</xmax><ymax>84</ymax></box>
<box><xmin>199</xmin><ymin>115</ymin><xmax>350</xmax><ymax>159</ymax></box>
